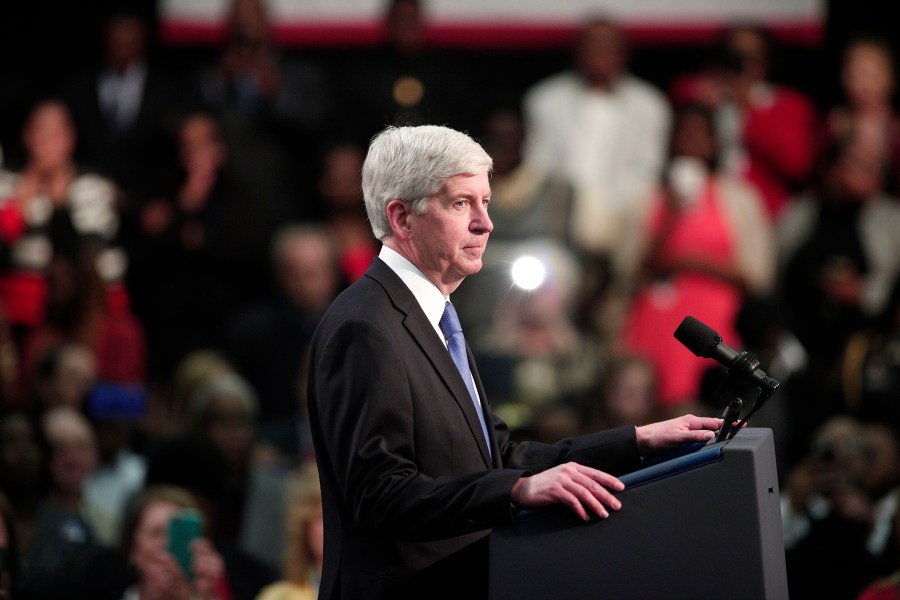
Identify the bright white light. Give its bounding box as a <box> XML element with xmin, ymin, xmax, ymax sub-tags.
<box><xmin>511</xmin><ymin>256</ymin><xmax>546</xmax><ymax>290</ymax></box>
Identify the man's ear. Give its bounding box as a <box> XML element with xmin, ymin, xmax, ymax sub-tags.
<box><xmin>386</xmin><ymin>200</ymin><xmax>413</xmax><ymax>240</ymax></box>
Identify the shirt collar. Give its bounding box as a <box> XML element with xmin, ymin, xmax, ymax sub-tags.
<box><xmin>379</xmin><ymin>245</ymin><xmax>447</xmax><ymax>342</ymax></box>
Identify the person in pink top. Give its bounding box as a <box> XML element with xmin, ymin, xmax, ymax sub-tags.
<box><xmin>619</xmin><ymin>104</ymin><xmax>775</xmax><ymax>413</ymax></box>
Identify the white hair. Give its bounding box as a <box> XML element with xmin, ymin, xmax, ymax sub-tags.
<box><xmin>361</xmin><ymin>125</ymin><xmax>493</xmax><ymax>241</ymax></box>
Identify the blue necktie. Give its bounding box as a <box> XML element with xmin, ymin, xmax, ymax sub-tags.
<box><xmin>439</xmin><ymin>301</ymin><xmax>492</xmax><ymax>457</ymax></box>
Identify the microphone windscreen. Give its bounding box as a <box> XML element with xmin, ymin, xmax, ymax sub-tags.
<box><xmin>674</xmin><ymin>316</ymin><xmax>718</xmax><ymax>358</ymax></box>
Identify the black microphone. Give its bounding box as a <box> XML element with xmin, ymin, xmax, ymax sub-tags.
<box><xmin>674</xmin><ymin>315</ymin><xmax>780</xmax><ymax>394</ymax></box>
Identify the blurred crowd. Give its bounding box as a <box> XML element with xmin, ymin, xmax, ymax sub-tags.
<box><xmin>1</xmin><ymin>0</ymin><xmax>899</xmax><ymax>598</ymax></box>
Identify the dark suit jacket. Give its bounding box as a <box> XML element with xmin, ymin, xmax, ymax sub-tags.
<box><xmin>308</xmin><ymin>258</ymin><xmax>643</xmax><ymax>599</ymax></box>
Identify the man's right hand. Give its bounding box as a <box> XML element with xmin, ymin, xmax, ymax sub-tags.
<box><xmin>510</xmin><ymin>462</ymin><xmax>624</xmax><ymax>522</ymax></box>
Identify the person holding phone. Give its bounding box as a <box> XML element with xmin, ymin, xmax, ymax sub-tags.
<box><xmin>119</xmin><ymin>485</ymin><xmax>226</xmax><ymax>600</ymax></box>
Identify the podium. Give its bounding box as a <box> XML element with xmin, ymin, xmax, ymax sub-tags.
<box><xmin>489</xmin><ymin>428</ymin><xmax>788</xmax><ymax>599</ymax></box>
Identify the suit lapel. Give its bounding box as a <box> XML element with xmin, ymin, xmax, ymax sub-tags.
<box><xmin>367</xmin><ymin>259</ymin><xmax>494</xmax><ymax>467</ymax></box>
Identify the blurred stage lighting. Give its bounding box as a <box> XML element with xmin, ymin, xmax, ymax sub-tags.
<box><xmin>511</xmin><ymin>255</ymin><xmax>546</xmax><ymax>290</ymax></box>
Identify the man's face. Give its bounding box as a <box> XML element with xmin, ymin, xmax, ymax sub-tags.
<box><xmin>406</xmin><ymin>171</ymin><xmax>493</xmax><ymax>293</ymax></box>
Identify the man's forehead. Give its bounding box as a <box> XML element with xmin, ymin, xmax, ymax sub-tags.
<box><xmin>440</xmin><ymin>172</ymin><xmax>491</xmax><ymax>193</ymax></box>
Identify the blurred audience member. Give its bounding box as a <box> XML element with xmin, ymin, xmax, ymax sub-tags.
<box><xmin>186</xmin><ymin>371</ymin><xmax>261</xmax><ymax>545</ymax></box>
<box><xmin>782</xmin><ymin>418</ymin><xmax>900</xmax><ymax>599</ymax></box>
<box><xmin>255</xmin><ymin>462</ymin><xmax>323</xmax><ymax>600</ymax></box>
<box><xmin>841</xmin><ymin>275</ymin><xmax>900</xmax><ymax>438</ymax></box>
<box><xmin>119</xmin><ymin>485</ymin><xmax>227</xmax><ymax>600</ymax></box>
<box><xmin>475</xmin><ymin>247</ymin><xmax>603</xmax><ymax>420</ymax></box>
<box><xmin>165</xmin><ymin>349</ymin><xmax>234</xmax><ymax>436</ymax></box>
<box><xmin>64</xmin><ymin>6</ymin><xmax>190</xmax><ymax>204</ymax></box>
<box><xmin>591</xmin><ymin>354</ymin><xmax>659</xmax><ymax>431</ymax></box>
<box><xmin>0</xmin><ymin>491</ymin><xmax>20</xmax><ymax>599</ymax></box>
<box><xmin>522</xmin><ymin>18</ymin><xmax>671</xmax><ymax>262</ymax></box>
<box><xmin>700</xmin><ymin>295</ymin><xmax>819</xmax><ymax>473</ymax></box>
<box><xmin>0</xmin><ymin>100</ymin><xmax>127</xmax><ymax>348</ymax></box>
<box><xmin>0</xmin><ymin>409</ymin><xmax>43</xmax><ymax>560</ymax></box>
<box><xmin>144</xmin><ymin>433</ymin><xmax>278</xmax><ymax>600</ymax></box>
<box><xmin>778</xmin><ymin>134</ymin><xmax>900</xmax><ymax>375</ymax></box>
<box><xmin>618</xmin><ymin>104</ymin><xmax>775</xmax><ymax>413</ymax></box>
<box><xmin>824</xmin><ymin>36</ymin><xmax>900</xmax><ymax>196</ymax></box>
<box><xmin>453</xmin><ymin>107</ymin><xmax>577</xmax><ymax>335</ymax></box>
<box><xmin>314</xmin><ymin>142</ymin><xmax>378</xmax><ymax>282</ymax></box>
<box><xmin>127</xmin><ymin>112</ymin><xmax>266</xmax><ymax>386</ymax></box>
<box><xmin>197</xmin><ymin>0</ymin><xmax>329</xmax><ymax>213</ymax></box>
<box><xmin>224</xmin><ymin>225</ymin><xmax>341</xmax><ymax>459</ymax></box>
<box><xmin>18</xmin><ymin>253</ymin><xmax>145</xmax><ymax>401</ymax></box>
<box><xmin>670</xmin><ymin>25</ymin><xmax>818</xmax><ymax>219</ymax></box>
<box><xmin>20</xmin><ymin>406</ymin><xmax>130</xmax><ymax>598</ymax></box>
<box><xmin>83</xmin><ymin>381</ymin><xmax>148</xmax><ymax>552</ymax></box>
<box><xmin>26</xmin><ymin>342</ymin><xmax>97</xmax><ymax>411</ymax></box>
<box><xmin>338</xmin><ymin>0</ymin><xmax>479</xmax><ymax>141</ymax></box>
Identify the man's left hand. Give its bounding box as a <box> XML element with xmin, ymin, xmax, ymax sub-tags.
<box><xmin>636</xmin><ymin>415</ymin><xmax>723</xmax><ymax>455</ymax></box>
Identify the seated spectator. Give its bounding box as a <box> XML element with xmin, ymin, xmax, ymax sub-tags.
<box><xmin>0</xmin><ymin>100</ymin><xmax>128</xmax><ymax>350</ymax></box>
<box><xmin>83</xmin><ymin>380</ymin><xmax>148</xmax><ymax>551</ymax></box>
<box><xmin>144</xmin><ymin>433</ymin><xmax>278</xmax><ymax>600</ymax></box>
<box><xmin>255</xmin><ymin>462</ymin><xmax>323</xmax><ymax>600</ymax></box>
<box><xmin>0</xmin><ymin>409</ymin><xmax>42</xmax><ymax>564</ymax></box>
<box><xmin>186</xmin><ymin>370</ymin><xmax>293</xmax><ymax>573</ymax></box>
<box><xmin>224</xmin><ymin>225</ymin><xmax>341</xmax><ymax>459</ymax></box>
<box><xmin>670</xmin><ymin>24</ymin><xmax>818</xmax><ymax>219</ymax></box>
<box><xmin>618</xmin><ymin>103</ymin><xmax>775</xmax><ymax>413</ymax></box>
<box><xmin>20</xmin><ymin>406</ymin><xmax>131</xmax><ymax>598</ymax></box>
<box><xmin>119</xmin><ymin>485</ymin><xmax>227</xmax><ymax>600</ymax></box>
<box><xmin>26</xmin><ymin>342</ymin><xmax>97</xmax><ymax>411</ymax></box>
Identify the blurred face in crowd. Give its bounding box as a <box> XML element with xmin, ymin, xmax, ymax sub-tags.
<box><xmin>842</xmin><ymin>41</ymin><xmax>895</xmax><ymax>109</ymax></box>
<box><xmin>202</xmin><ymin>393</ymin><xmax>256</xmax><ymax>470</ymax></box>
<box><xmin>605</xmin><ymin>360</ymin><xmax>656</xmax><ymax>427</ymax></box>
<box><xmin>0</xmin><ymin>413</ymin><xmax>42</xmax><ymax>496</ymax></box>
<box><xmin>832</xmin><ymin>138</ymin><xmax>885</xmax><ymax>201</ymax></box>
<box><xmin>179</xmin><ymin>114</ymin><xmax>226</xmax><ymax>175</ymax></box>
<box><xmin>386</xmin><ymin>0</ymin><xmax>424</xmax><ymax>55</ymax></box>
<box><xmin>130</xmin><ymin>499</ymin><xmax>181</xmax><ymax>569</ymax></box>
<box><xmin>319</xmin><ymin>145</ymin><xmax>364</xmax><ymax>211</ymax></box>
<box><xmin>575</xmin><ymin>21</ymin><xmax>626</xmax><ymax>88</ymax></box>
<box><xmin>43</xmin><ymin>408</ymin><xmax>98</xmax><ymax>497</ymax></box>
<box><xmin>105</xmin><ymin>15</ymin><xmax>147</xmax><ymax>72</ymax></box>
<box><xmin>724</xmin><ymin>27</ymin><xmax>769</xmax><ymax>82</ymax></box>
<box><xmin>23</xmin><ymin>102</ymin><xmax>76</xmax><ymax>173</ymax></box>
<box><xmin>278</xmin><ymin>233</ymin><xmax>339</xmax><ymax>313</ymax></box>
<box><xmin>480</xmin><ymin>110</ymin><xmax>524</xmax><ymax>177</ymax></box>
<box><xmin>670</xmin><ymin>109</ymin><xmax>717</xmax><ymax>165</ymax></box>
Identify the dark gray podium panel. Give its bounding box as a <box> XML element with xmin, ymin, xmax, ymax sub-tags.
<box><xmin>489</xmin><ymin>428</ymin><xmax>788</xmax><ymax>600</ymax></box>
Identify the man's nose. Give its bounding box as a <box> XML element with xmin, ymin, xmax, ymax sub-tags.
<box><xmin>472</xmin><ymin>203</ymin><xmax>493</xmax><ymax>233</ymax></box>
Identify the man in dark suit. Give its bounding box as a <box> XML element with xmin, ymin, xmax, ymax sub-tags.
<box><xmin>307</xmin><ymin>125</ymin><xmax>722</xmax><ymax>599</ymax></box>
